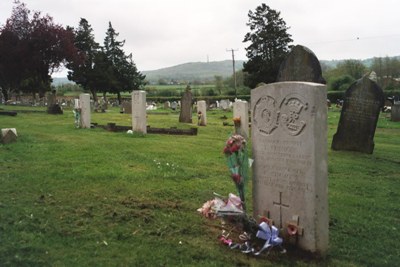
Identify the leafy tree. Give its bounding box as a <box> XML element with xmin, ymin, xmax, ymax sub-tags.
<box><xmin>66</xmin><ymin>18</ymin><xmax>100</xmax><ymax>101</ymax></box>
<box><xmin>214</xmin><ymin>75</ymin><xmax>224</xmax><ymax>95</ymax></box>
<box><xmin>242</xmin><ymin>3</ymin><xmax>293</xmax><ymax>88</ymax></box>
<box><xmin>336</xmin><ymin>59</ymin><xmax>366</xmax><ymax>80</ymax></box>
<box><xmin>0</xmin><ymin>1</ymin><xmax>78</xmax><ymax>100</ymax></box>
<box><xmin>103</xmin><ymin>22</ymin><xmax>145</xmax><ymax>103</ymax></box>
<box><xmin>330</xmin><ymin>75</ymin><xmax>355</xmax><ymax>91</ymax></box>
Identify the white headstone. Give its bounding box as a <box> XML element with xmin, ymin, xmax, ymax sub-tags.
<box><xmin>233</xmin><ymin>100</ymin><xmax>249</xmax><ymax>139</ymax></box>
<box><xmin>132</xmin><ymin>91</ymin><xmax>147</xmax><ymax>134</ymax></box>
<box><xmin>79</xmin><ymin>93</ymin><xmax>91</xmax><ymax>128</ymax></box>
<box><xmin>251</xmin><ymin>82</ymin><xmax>328</xmax><ymax>255</ymax></box>
<box><xmin>197</xmin><ymin>100</ymin><xmax>207</xmax><ymax>126</ymax></box>
<box><xmin>220</xmin><ymin>99</ymin><xmax>230</xmax><ymax>110</ymax></box>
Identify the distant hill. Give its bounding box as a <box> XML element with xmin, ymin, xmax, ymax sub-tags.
<box><xmin>52</xmin><ymin>77</ymin><xmax>72</xmax><ymax>86</ymax></box>
<box><xmin>142</xmin><ymin>60</ymin><xmax>245</xmax><ymax>84</ymax></box>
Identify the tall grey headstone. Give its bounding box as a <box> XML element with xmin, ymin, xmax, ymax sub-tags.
<box><xmin>179</xmin><ymin>89</ymin><xmax>193</xmax><ymax>123</ymax></box>
<box><xmin>233</xmin><ymin>100</ymin><xmax>249</xmax><ymax>139</ymax></box>
<box><xmin>332</xmin><ymin>76</ymin><xmax>384</xmax><ymax>154</ymax></box>
<box><xmin>132</xmin><ymin>90</ymin><xmax>147</xmax><ymax>134</ymax></box>
<box><xmin>79</xmin><ymin>93</ymin><xmax>91</xmax><ymax>128</ymax></box>
<box><xmin>197</xmin><ymin>100</ymin><xmax>207</xmax><ymax>126</ymax></box>
<box><xmin>251</xmin><ymin>82</ymin><xmax>328</xmax><ymax>255</ymax></box>
<box><xmin>277</xmin><ymin>45</ymin><xmax>326</xmax><ymax>84</ymax></box>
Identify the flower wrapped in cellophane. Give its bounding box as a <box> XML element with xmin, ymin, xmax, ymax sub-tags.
<box><xmin>223</xmin><ymin>134</ymin><xmax>249</xmax><ymax>211</ymax></box>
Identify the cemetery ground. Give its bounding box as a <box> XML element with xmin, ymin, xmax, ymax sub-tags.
<box><xmin>0</xmin><ymin>104</ymin><xmax>399</xmax><ymax>266</ymax></box>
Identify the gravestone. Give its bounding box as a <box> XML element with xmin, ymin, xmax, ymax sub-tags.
<box><xmin>251</xmin><ymin>82</ymin><xmax>328</xmax><ymax>255</ymax></box>
<box><xmin>332</xmin><ymin>76</ymin><xmax>384</xmax><ymax>154</ymax></box>
<box><xmin>1</xmin><ymin>128</ymin><xmax>17</xmax><ymax>144</ymax></box>
<box><xmin>220</xmin><ymin>99</ymin><xmax>231</xmax><ymax>110</ymax></box>
<box><xmin>179</xmin><ymin>88</ymin><xmax>193</xmax><ymax>123</ymax></box>
<box><xmin>233</xmin><ymin>100</ymin><xmax>249</xmax><ymax>139</ymax></box>
<box><xmin>171</xmin><ymin>101</ymin><xmax>178</xmax><ymax>111</ymax></box>
<box><xmin>79</xmin><ymin>93</ymin><xmax>91</xmax><ymax>128</ymax></box>
<box><xmin>391</xmin><ymin>104</ymin><xmax>400</xmax><ymax>122</ymax></box>
<box><xmin>47</xmin><ymin>90</ymin><xmax>63</xmax><ymax>114</ymax></box>
<box><xmin>277</xmin><ymin>45</ymin><xmax>326</xmax><ymax>84</ymax></box>
<box><xmin>164</xmin><ymin>101</ymin><xmax>171</xmax><ymax>109</ymax></box>
<box><xmin>122</xmin><ymin>101</ymin><xmax>132</xmax><ymax>114</ymax></box>
<box><xmin>197</xmin><ymin>100</ymin><xmax>207</xmax><ymax>126</ymax></box>
<box><xmin>132</xmin><ymin>90</ymin><xmax>147</xmax><ymax>134</ymax></box>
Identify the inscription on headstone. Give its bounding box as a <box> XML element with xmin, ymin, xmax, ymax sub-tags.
<box><xmin>332</xmin><ymin>76</ymin><xmax>384</xmax><ymax>154</ymax></box>
<box><xmin>251</xmin><ymin>82</ymin><xmax>328</xmax><ymax>255</ymax></box>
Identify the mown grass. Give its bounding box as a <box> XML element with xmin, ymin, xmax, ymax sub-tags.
<box><xmin>0</xmin><ymin>105</ymin><xmax>399</xmax><ymax>266</ymax></box>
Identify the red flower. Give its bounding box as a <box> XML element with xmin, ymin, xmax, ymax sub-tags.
<box><xmin>231</xmin><ymin>173</ymin><xmax>241</xmax><ymax>184</ymax></box>
<box><xmin>230</xmin><ymin>144</ymin><xmax>240</xmax><ymax>153</ymax></box>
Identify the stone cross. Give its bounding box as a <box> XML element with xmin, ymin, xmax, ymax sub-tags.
<box><xmin>79</xmin><ymin>93</ymin><xmax>91</xmax><ymax>128</ymax></box>
<box><xmin>132</xmin><ymin>90</ymin><xmax>147</xmax><ymax>134</ymax></box>
<box><xmin>251</xmin><ymin>81</ymin><xmax>328</xmax><ymax>255</ymax></box>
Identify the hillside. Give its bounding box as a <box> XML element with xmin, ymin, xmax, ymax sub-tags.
<box><xmin>142</xmin><ymin>60</ymin><xmax>245</xmax><ymax>84</ymax></box>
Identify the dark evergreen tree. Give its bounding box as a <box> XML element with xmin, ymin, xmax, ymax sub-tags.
<box><xmin>66</xmin><ymin>18</ymin><xmax>100</xmax><ymax>101</ymax></box>
<box><xmin>103</xmin><ymin>22</ymin><xmax>145</xmax><ymax>104</ymax></box>
<box><xmin>242</xmin><ymin>3</ymin><xmax>293</xmax><ymax>88</ymax></box>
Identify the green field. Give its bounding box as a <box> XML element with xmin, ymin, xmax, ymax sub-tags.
<box><xmin>0</xmin><ymin>105</ymin><xmax>399</xmax><ymax>266</ymax></box>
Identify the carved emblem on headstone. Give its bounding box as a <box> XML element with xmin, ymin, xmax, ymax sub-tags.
<box><xmin>279</xmin><ymin>95</ymin><xmax>308</xmax><ymax>136</ymax></box>
<box><xmin>253</xmin><ymin>96</ymin><xmax>279</xmax><ymax>135</ymax></box>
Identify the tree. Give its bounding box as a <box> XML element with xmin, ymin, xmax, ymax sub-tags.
<box><xmin>242</xmin><ymin>3</ymin><xmax>293</xmax><ymax>88</ymax></box>
<box><xmin>102</xmin><ymin>22</ymin><xmax>145</xmax><ymax>103</ymax></box>
<box><xmin>0</xmin><ymin>1</ymin><xmax>78</xmax><ymax>100</ymax></box>
<box><xmin>336</xmin><ymin>59</ymin><xmax>366</xmax><ymax>80</ymax></box>
<box><xmin>66</xmin><ymin>18</ymin><xmax>100</xmax><ymax>101</ymax></box>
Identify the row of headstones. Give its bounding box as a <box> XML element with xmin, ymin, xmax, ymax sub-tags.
<box><xmin>74</xmin><ymin>92</ymin><xmax>147</xmax><ymax>133</ymax></box>
<box><xmin>68</xmin><ymin>45</ymin><xmax>392</xmax><ymax>257</ymax></box>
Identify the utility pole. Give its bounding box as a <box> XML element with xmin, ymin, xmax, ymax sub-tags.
<box><xmin>227</xmin><ymin>48</ymin><xmax>238</xmax><ymax>98</ymax></box>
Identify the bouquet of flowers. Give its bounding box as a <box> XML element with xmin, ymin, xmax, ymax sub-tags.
<box><xmin>223</xmin><ymin>134</ymin><xmax>249</xmax><ymax>211</ymax></box>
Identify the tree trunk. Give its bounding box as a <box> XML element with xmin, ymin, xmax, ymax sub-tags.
<box><xmin>90</xmin><ymin>89</ymin><xmax>98</xmax><ymax>102</ymax></box>
<box><xmin>117</xmin><ymin>92</ymin><xmax>121</xmax><ymax>105</ymax></box>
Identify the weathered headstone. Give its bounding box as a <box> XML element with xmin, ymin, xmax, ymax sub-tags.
<box><xmin>332</xmin><ymin>76</ymin><xmax>384</xmax><ymax>154</ymax></box>
<box><xmin>47</xmin><ymin>90</ymin><xmax>63</xmax><ymax>114</ymax></box>
<box><xmin>179</xmin><ymin>88</ymin><xmax>193</xmax><ymax>123</ymax></box>
<box><xmin>197</xmin><ymin>100</ymin><xmax>207</xmax><ymax>126</ymax></box>
<box><xmin>79</xmin><ymin>93</ymin><xmax>91</xmax><ymax>128</ymax></box>
<box><xmin>233</xmin><ymin>100</ymin><xmax>249</xmax><ymax>139</ymax></box>
<box><xmin>122</xmin><ymin>101</ymin><xmax>132</xmax><ymax>114</ymax></box>
<box><xmin>1</xmin><ymin>128</ymin><xmax>17</xmax><ymax>144</ymax></box>
<box><xmin>251</xmin><ymin>82</ymin><xmax>328</xmax><ymax>255</ymax></box>
<box><xmin>391</xmin><ymin>104</ymin><xmax>400</xmax><ymax>122</ymax></box>
<box><xmin>164</xmin><ymin>101</ymin><xmax>171</xmax><ymax>109</ymax></box>
<box><xmin>277</xmin><ymin>45</ymin><xmax>326</xmax><ymax>84</ymax></box>
<box><xmin>171</xmin><ymin>101</ymin><xmax>178</xmax><ymax>111</ymax></box>
<box><xmin>220</xmin><ymin>99</ymin><xmax>231</xmax><ymax>110</ymax></box>
<box><xmin>132</xmin><ymin>90</ymin><xmax>147</xmax><ymax>134</ymax></box>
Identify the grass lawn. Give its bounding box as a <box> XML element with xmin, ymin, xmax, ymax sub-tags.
<box><xmin>0</xmin><ymin>104</ymin><xmax>399</xmax><ymax>266</ymax></box>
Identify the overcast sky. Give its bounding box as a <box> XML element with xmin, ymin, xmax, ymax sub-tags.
<box><xmin>1</xmin><ymin>0</ymin><xmax>400</xmax><ymax>76</ymax></box>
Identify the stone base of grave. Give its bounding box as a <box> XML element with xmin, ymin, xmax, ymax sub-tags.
<box><xmin>47</xmin><ymin>104</ymin><xmax>63</xmax><ymax>114</ymax></box>
<box><xmin>1</xmin><ymin>128</ymin><xmax>18</xmax><ymax>144</ymax></box>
